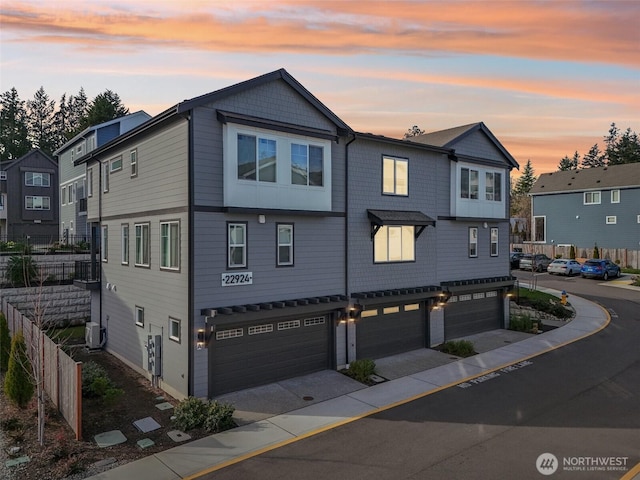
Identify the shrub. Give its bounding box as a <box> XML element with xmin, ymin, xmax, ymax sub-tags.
<box><xmin>346</xmin><ymin>358</ymin><xmax>377</xmax><ymax>383</ymax></box>
<box><xmin>81</xmin><ymin>360</ymin><xmax>122</xmax><ymax>403</ymax></box>
<box><xmin>441</xmin><ymin>340</ymin><xmax>475</xmax><ymax>357</ymax></box>
<box><xmin>509</xmin><ymin>313</ymin><xmax>535</xmax><ymax>332</ymax></box>
<box><xmin>203</xmin><ymin>400</ymin><xmax>236</xmax><ymax>433</ymax></box>
<box><xmin>173</xmin><ymin>396</ymin><xmax>235</xmax><ymax>433</ymax></box>
<box><xmin>593</xmin><ymin>243</ymin><xmax>600</xmax><ymax>259</ymax></box>
<box><xmin>0</xmin><ymin>312</ymin><xmax>11</xmax><ymax>373</ymax></box>
<box><xmin>569</xmin><ymin>245</ymin><xmax>576</xmax><ymax>260</ymax></box>
<box><xmin>6</xmin><ymin>255</ymin><xmax>38</xmax><ymax>286</ymax></box>
<box><xmin>4</xmin><ymin>330</ymin><xmax>34</xmax><ymax>408</ymax></box>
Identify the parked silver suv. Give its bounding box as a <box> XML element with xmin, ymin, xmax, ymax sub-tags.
<box><xmin>519</xmin><ymin>253</ymin><xmax>552</xmax><ymax>272</ymax></box>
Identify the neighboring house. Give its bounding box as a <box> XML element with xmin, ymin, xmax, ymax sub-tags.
<box><xmin>0</xmin><ymin>149</ymin><xmax>59</xmax><ymax>240</ymax></box>
<box><xmin>54</xmin><ymin>111</ymin><xmax>151</xmax><ymax>242</ymax></box>
<box><xmin>74</xmin><ymin>69</ymin><xmax>518</xmax><ymax>400</ymax></box>
<box><xmin>529</xmin><ymin>163</ymin><xmax>640</xmax><ymax>250</ymax></box>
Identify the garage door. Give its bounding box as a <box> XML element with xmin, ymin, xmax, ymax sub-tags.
<box><xmin>209</xmin><ymin>315</ymin><xmax>330</xmax><ymax>396</ymax></box>
<box><xmin>356</xmin><ymin>303</ymin><xmax>425</xmax><ymax>359</ymax></box>
<box><xmin>444</xmin><ymin>291</ymin><xmax>502</xmax><ymax>340</ymax></box>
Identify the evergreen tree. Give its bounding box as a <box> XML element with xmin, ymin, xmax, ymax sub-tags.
<box><xmin>603</xmin><ymin>123</ymin><xmax>619</xmax><ymax>165</ymax></box>
<box><xmin>66</xmin><ymin>87</ymin><xmax>89</xmax><ymax>139</ymax></box>
<box><xmin>558</xmin><ymin>154</ymin><xmax>578</xmax><ymax>171</ymax></box>
<box><xmin>4</xmin><ymin>330</ymin><xmax>34</xmax><ymax>408</ymax></box>
<box><xmin>81</xmin><ymin>89</ymin><xmax>129</xmax><ymax>130</ymax></box>
<box><xmin>513</xmin><ymin>159</ymin><xmax>536</xmax><ymax>195</ymax></box>
<box><xmin>609</xmin><ymin>128</ymin><xmax>640</xmax><ymax>165</ymax></box>
<box><xmin>403</xmin><ymin>125</ymin><xmax>425</xmax><ymax>138</ymax></box>
<box><xmin>26</xmin><ymin>86</ymin><xmax>56</xmax><ymax>156</ymax></box>
<box><xmin>0</xmin><ymin>87</ymin><xmax>31</xmax><ymax>160</ymax></box>
<box><xmin>52</xmin><ymin>93</ymin><xmax>72</xmax><ymax>151</ymax></box>
<box><xmin>581</xmin><ymin>143</ymin><xmax>606</xmax><ymax>168</ymax></box>
<box><xmin>0</xmin><ymin>312</ymin><xmax>10</xmax><ymax>373</ymax></box>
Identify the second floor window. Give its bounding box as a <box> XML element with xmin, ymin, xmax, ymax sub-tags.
<box><xmin>160</xmin><ymin>221</ymin><xmax>180</xmax><ymax>270</ymax></box>
<box><xmin>485</xmin><ymin>172</ymin><xmax>502</xmax><ymax>201</ymax></box>
<box><xmin>130</xmin><ymin>149</ymin><xmax>138</xmax><ymax>177</ymax></box>
<box><xmin>490</xmin><ymin>227</ymin><xmax>499</xmax><ymax>256</ymax></box>
<box><xmin>238</xmin><ymin>134</ymin><xmax>276</xmax><ymax>182</ymax></box>
<box><xmin>228</xmin><ymin>223</ymin><xmax>247</xmax><ymax>268</ymax></box>
<box><xmin>461</xmin><ymin>168</ymin><xmax>479</xmax><ymax>199</ymax></box>
<box><xmin>584</xmin><ymin>191</ymin><xmax>601</xmax><ymax>205</ymax></box>
<box><xmin>382</xmin><ymin>156</ymin><xmax>408</xmax><ymax>196</ymax></box>
<box><xmin>25</xmin><ymin>172</ymin><xmax>50</xmax><ymax>187</ymax></box>
<box><xmin>611</xmin><ymin>189</ymin><xmax>620</xmax><ymax>203</ymax></box>
<box><xmin>469</xmin><ymin>227</ymin><xmax>478</xmax><ymax>257</ymax></box>
<box><xmin>102</xmin><ymin>162</ymin><xmax>110</xmax><ymax>193</ymax></box>
<box><xmin>291</xmin><ymin>143</ymin><xmax>323</xmax><ymax>186</ymax></box>
<box><xmin>135</xmin><ymin>223</ymin><xmax>150</xmax><ymax>266</ymax></box>
<box><xmin>25</xmin><ymin>196</ymin><xmax>50</xmax><ymax>210</ymax></box>
<box><xmin>87</xmin><ymin>168</ymin><xmax>93</xmax><ymax>197</ymax></box>
<box><xmin>101</xmin><ymin>226</ymin><xmax>108</xmax><ymax>262</ymax></box>
<box><xmin>277</xmin><ymin>224</ymin><xmax>294</xmax><ymax>266</ymax></box>
<box><xmin>121</xmin><ymin>224</ymin><xmax>129</xmax><ymax>265</ymax></box>
<box><xmin>374</xmin><ymin>225</ymin><xmax>415</xmax><ymax>263</ymax></box>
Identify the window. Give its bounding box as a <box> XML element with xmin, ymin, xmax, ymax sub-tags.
<box><xmin>121</xmin><ymin>224</ymin><xmax>129</xmax><ymax>264</ymax></box>
<box><xmin>87</xmin><ymin>168</ymin><xmax>93</xmax><ymax>197</ymax></box>
<box><xmin>490</xmin><ymin>227</ymin><xmax>498</xmax><ymax>256</ymax></box>
<box><xmin>606</xmin><ymin>216</ymin><xmax>617</xmax><ymax>224</ymax></box>
<box><xmin>101</xmin><ymin>226</ymin><xmax>108</xmax><ymax>262</ymax></box>
<box><xmin>135</xmin><ymin>223</ymin><xmax>150</xmax><ymax>266</ymax></box>
<box><xmin>382</xmin><ymin>156</ymin><xmax>408</xmax><ymax>195</ymax></box>
<box><xmin>383</xmin><ymin>306</ymin><xmax>400</xmax><ymax>314</ymax></box>
<box><xmin>277</xmin><ymin>224</ymin><xmax>293</xmax><ymax>266</ymax></box>
<box><xmin>237</xmin><ymin>134</ymin><xmax>276</xmax><ymax>182</ymax></box>
<box><xmin>611</xmin><ymin>189</ymin><xmax>620</xmax><ymax>203</ymax></box>
<box><xmin>25</xmin><ymin>196</ymin><xmax>50</xmax><ymax>210</ymax></box>
<box><xmin>584</xmin><ymin>191</ymin><xmax>601</xmax><ymax>205</ymax></box>
<box><xmin>533</xmin><ymin>216</ymin><xmax>546</xmax><ymax>242</ymax></box>
<box><xmin>228</xmin><ymin>223</ymin><xmax>247</xmax><ymax>268</ymax></box>
<box><xmin>0</xmin><ymin>194</ymin><xmax>4</xmax><ymax>210</ymax></box>
<box><xmin>461</xmin><ymin>168</ymin><xmax>479</xmax><ymax>199</ymax></box>
<box><xmin>102</xmin><ymin>162</ymin><xmax>109</xmax><ymax>192</ymax></box>
<box><xmin>25</xmin><ymin>172</ymin><xmax>50</xmax><ymax>187</ymax></box>
<box><xmin>485</xmin><ymin>172</ymin><xmax>502</xmax><ymax>201</ymax></box>
<box><xmin>169</xmin><ymin>317</ymin><xmax>181</xmax><ymax>342</ymax></box>
<box><xmin>374</xmin><ymin>225</ymin><xmax>415</xmax><ymax>263</ymax></box>
<box><xmin>110</xmin><ymin>157</ymin><xmax>122</xmax><ymax>173</ymax></box>
<box><xmin>130</xmin><ymin>149</ymin><xmax>138</xmax><ymax>177</ymax></box>
<box><xmin>70</xmin><ymin>220</ymin><xmax>73</xmax><ymax>232</ymax></box>
<box><xmin>68</xmin><ymin>184</ymin><xmax>74</xmax><ymax>204</ymax></box>
<box><xmin>160</xmin><ymin>221</ymin><xmax>180</xmax><ymax>270</ymax></box>
<box><xmin>291</xmin><ymin>143</ymin><xmax>323</xmax><ymax>186</ymax></box>
<box><xmin>61</xmin><ymin>186</ymin><xmax>67</xmax><ymax>205</ymax></box>
<box><xmin>135</xmin><ymin>306</ymin><xmax>144</xmax><ymax>327</ymax></box>
<box><xmin>468</xmin><ymin>227</ymin><xmax>478</xmax><ymax>257</ymax></box>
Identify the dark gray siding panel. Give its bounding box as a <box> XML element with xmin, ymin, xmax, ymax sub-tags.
<box><xmin>451</xmin><ymin>132</ymin><xmax>505</xmax><ymax>163</ymax></box>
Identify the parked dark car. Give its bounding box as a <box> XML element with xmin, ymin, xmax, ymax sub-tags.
<box><xmin>510</xmin><ymin>252</ymin><xmax>524</xmax><ymax>269</ymax></box>
<box><xmin>519</xmin><ymin>253</ymin><xmax>552</xmax><ymax>272</ymax></box>
<box><xmin>580</xmin><ymin>259</ymin><xmax>621</xmax><ymax>280</ymax></box>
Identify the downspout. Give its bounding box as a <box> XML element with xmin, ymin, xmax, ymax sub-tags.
<box><xmin>97</xmin><ymin>159</ymin><xmax>103</xmax><ymax>332</ymax></box>
<box><xmin>344</xmin><ymin>133</ymin><xmax>356</xmax><ymax>365</ymax></box>
<box><xmin>186</xmin><ymin>112</ymin><xmax>195</xmax><ymax>397</ymax></box>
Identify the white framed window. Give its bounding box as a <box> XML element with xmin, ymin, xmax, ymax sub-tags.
<box><xmin>611</xmin><ymin>189</ymin><xmax>620</xmax><ymax>203</ymax></box>
<box><xmin>277</xmin><ymin>320</ymin><xmax>300</xmax><ymax>330</ymax></box>
<box><xmin>25</xmin><ymin>172</ymin><xmax>50</xmax><ymax>187</ymax></box>
<box><xmin>87</xmin><ymin>168</ymin><xmax>93</xmax><ymax>197</ymax></box>
<box><xmin>70</xmin><ymin>220</ymin><xmax>73</xmax><ymax>232</ymax></box>
<box><xmin>25</xmin><ymin>196</ymin><xmax>50</xmax><ymax>210</ymax></box>
<box><xmin>606</xmin><ymin>216</ymin><xmax>617</xmax><ymax>224</ymax></box>
<box><xmin>469</xmin><ymin>227</ymin><xmax>478</xmax><ymax>257</ymax></box>
<box><xmin>304</xmin><ymin>316</ymin><xmax>325</xmax><ymax>326</ymax></box>
<box><xmin>216</xmin><ymin>328</ymin><xmax>243</xmax><ymax>340</ymax></box>
<box><xmin>61</xmin><ymin>186</ymin><xmax>67</xmax><ymax>205</ymax></box>
<box><xmin>461</xmin><ymin>168</ymin><xmax>479</xmax><ymax>199</ymax></box>
<box><xmin>249</xmin><ymin>324</ymin><xmax>273</xmax><ymax>335</ymax></box>
<box><xmin>485</xmin><ymin>172</ymin><xmax>502</xmax><ymax>201</ymax></box>
<box><xmin>135</xmin><ymin>306</ymin><xmax>144</xmax><ymax>327</ymax></box>
<box><xmin>374</xmin><ymin>225</ymin><xmax>415</xmax><ymax>263</ymax></box>
<box><xmin>160</xmin><ymin>220</ymin><xmax>180</xmax><ymax>270</ymax></box>
<box><xmin>382</xmin><ymin>156</ymin><xmax>408</xmax><ymax>196</ymax></box>
<box><xmin>68</xmin><ymin>184</ymin><xmax>74</xmax><ymax>204</ymax></box>
<box><xmin>228</xmin><ymin>223</ymin><xmax>247</xmax><ymax>268</ymax></box>
<box><xmin>121</xmin><ymin>224</ymin><xmax>129</xmax><ymax>265</ymax></box>
<box><xmin>110</xmin><ymin>156</ymin><xmax>123</xmax><ymax>173</ymax></box>
<box><xmin>291</xmin><ymin>143</ymin><xmax>323</xmax><ymax>186</ymax></box>
<box><xmin>101</xmin><ymin>225</ymin><xmax>108</xmax><ymax>262</ymax></box>
<box><xmin>0</xmin><ymin>194</ymin><xmax>4</xmax><ymax>209</ymax></box>
<box><xmin>533</xmin><ymin>216</ymin><xmax>546</xmax><ymax>242</ymax></box>
<box><xmin>473</xmin><ymin>292</ymin><xmax>485</xmax><ymax>299</ymax></box>
<box><xmin>584</xmin><ymin>191</ymin><xmax>601</xmax><ymax>205</ymax></box>
<box><xmin>102</xmin><ymin>162</ymin><xmax>109</xmax><ymax>192</ymax></box>
<box><xmin>169</xmin><ymin>317</ymin><xmax>181</xmax><ymax>342</ymax></box>
<box><xmin>277</xmin><ymin>223</ymin><xmax>293</xmax><ymax>266</ymax></box>
<box><xmin>637</xmin><ymin>215</ymin><xmax>640</xmax><ymax>223</ymax></box>
<box><xmin>135</xmin><ymin>223</ymin><xmax>150</xmax><ymax>267</ymax></box>
<box><xmin>237</xmin><ymin>134</ymin><xmax>276</xmax><ymax>182</ymax></box>
<box><xmin>130</xmin><ymin>149</ymin><xmax>138</xmax><ymax>177</ymax></box>
<box><xmin>490</xmin><ymin>227</ymin><xmax>498</xmax><ymax>256</ymax></box>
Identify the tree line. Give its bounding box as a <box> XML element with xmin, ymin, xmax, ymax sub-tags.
<box><xmin>0</xmin><ymin>86</ymin><xmax>130</xmax><ymax>161</ymax></box>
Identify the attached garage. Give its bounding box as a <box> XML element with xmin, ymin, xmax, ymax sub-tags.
<box><xmin>209</xmin><ymin>314</ymin><xmax>331</xmax><ymax>396</ymax></box>
<box><xmin>356</xmin><ymin>303</ymin><xmax>425</xmax><ymax>359</ymax></box>
<box><xmin>444</xmin><ymin>290</ymin><xmax>502</xmax><ymax>340</ymax></box>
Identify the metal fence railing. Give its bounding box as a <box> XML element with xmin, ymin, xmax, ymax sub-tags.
<box><xmin>0</xmin><ymin>235</ymin><xmax>91</xmax><ymax>254</ymax></box>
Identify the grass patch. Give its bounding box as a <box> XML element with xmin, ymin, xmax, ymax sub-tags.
<box><xmin>515</xmin><ymin>288</ymin><xmax>573</xmax><ymax>320</ymax></box>
<box><xmin>440</xmin><ymin>340</ymin><xmax>476</xmax><ymax>357</ymax></box>
<box><xmin>509</xmin><ymin>313</ymin><xmax>541</xmax><ymax>333</ymax></box>
<box><xmin>47</xmin><ymin>325</ymin><xmax>86</xmax><ymax>344</ymax></box>
<box><xmin>622</xmin><ymin>267</ymin><xmax>640</xmax><ymax>275</ymax></box>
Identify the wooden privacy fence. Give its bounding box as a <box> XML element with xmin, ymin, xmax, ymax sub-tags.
<box><xmin>1</xmin><ymin>299</ymin><xmax>82</xmax><ymax>440</ymax></box>
<box><xmin>511</xmin><ymin>244</ymin><xmax>640</xmax><ymax>269</ymax></box>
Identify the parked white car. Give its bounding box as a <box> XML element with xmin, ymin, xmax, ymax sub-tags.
<box><xmin>547</xmin><ymin>259</ymin><xmax>582</xmax><ymax>276</ymax></box>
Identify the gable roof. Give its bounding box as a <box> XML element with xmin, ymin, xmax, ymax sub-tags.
<box><xmin>4</xmin><ymin>148</ymin><xmax>57</xmax><ymax>169</ymax></box>
<box><xmin>410</xmin><ymin>122</ymin><xmax>519</xmax><ymax>169</ymax></box>
<box><xmin>531</xmin><ymin>163</ymin><xmax>640</xmax><ymax>195</ymax></box>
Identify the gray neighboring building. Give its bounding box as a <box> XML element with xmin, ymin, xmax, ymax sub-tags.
<box><xmin>530</xmin><ymin>163</ymin><xmax>640</xmax><ymax>250</ymax></box>
<box><xmin>0</xmin><ymin>149</ymin><xmax>59</xmax><ymax>239</ymax></box>
<box><xmin>75</xmin><ymin>69</ymin><xmax>519</xmax><ymax>400</ymax></box>
<box><xmin>55</xmin><ymin>111</ymin><xmax>151</xmax><ymax>242</ymax></box>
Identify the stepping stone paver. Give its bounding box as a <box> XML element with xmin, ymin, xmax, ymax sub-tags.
<box><xmin>133</xmin><ymin>416</ymin><xmax>161</xmax><ymax>433</ymax></box>
<box><xmin>167</xmin><ymin>429</ymin><xmax>191</xmax><ymax>442</ymax></box>
<box><xmin>94</xmin><ymin>430</ymin><xmax>127</xmax><ymax>447</ymax></box>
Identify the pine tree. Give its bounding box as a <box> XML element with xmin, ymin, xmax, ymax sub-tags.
<box><xmin>26</xmin><ymin>86</ymin><xmax>56</xmax><ymax>156</ymax></box>
<box><xmin>558</xmin><ymin>154</ymin><xmax>578</xmax><ymax>171</ymax></box>
<box><xmin>603</xmin><ymin>123</ymin><xmax>619</xmax><ymax>165</ymax></box>
<box><xmin>4</xmin><ymin>330</ymin><xmax>34</xmax><ymax>408</ymax></box>
<box><xmin>52</xmin><ymin>93</ymin><xmax>72</xmax><ymax>151</ymax></box>
<box><xmin>581</xmin><ymin>143</ymin><xmax>605</xmax><ymax>168</ymax></box>
<box><xmin>513</xmin><ymin>159</ymin><xmax>536</xmax><ymax>195</ymax></box>
<box><xmin>609</xmin><ymin>128</ymin><xmax>640</xmax><ymax>165</ymax></box>
<box><xmin>0</xmin><ymin>87</ymin><xmax>31</xmax><ymax>160</ymax></box>
<box><xmin>66</xmin><ymin>87</ymin><xmax>89</xmax><ymax>139</ymax></box>
<box><xmin>0</xmin><ymin>312</ymin><xmax>11</xmax><ymax>373</ymax></box>
<box><xmin>81</xmin><ymin>89</ymin><xmax>129</xmax><ymax>130</ymax></box>
<box><xmin>404</xmin><ymin>125</ymin><xmax>425</xmax><ymax>138</ymax></box>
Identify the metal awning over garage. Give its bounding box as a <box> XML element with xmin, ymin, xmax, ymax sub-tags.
<box><xmin>367</xmin><ymin>209</ymin><xmax>436</xmax><ymax>239</ymax></box>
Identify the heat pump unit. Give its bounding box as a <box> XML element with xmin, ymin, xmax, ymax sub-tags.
<box><xmin>85</xmin><ymin>322</ymin><xmax>101</xmax><ymax>349</ymax></box>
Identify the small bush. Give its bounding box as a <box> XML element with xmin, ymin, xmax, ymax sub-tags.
<box><xmin>6</xmin><ymin>255</ymin><xmax>37</xmax><ymax>286</ymax></box>
<box><xmin>345</xmin><ymin>358</ymin><xmax>377</xmax><ymax>383</ymax></box>
<box><xmin>509</xmin><ymin>313</ymin><xmax>535</xmax><ymax>332</ymax></box>
<box><xmin>203</xmin><ymin>400</ymin><xmax>236</xmax><ymax>433</ymax></box>
<box><xmin>173</xmin><ymin>396</ymin><xmax>235</xmax><ymax>433</ymax></box>
<box><xmin>569</xmin><ymin>245</ymin><xmax>576</xmax><ymax>260</ymax></box>
<box><xmin>441</xmin><ymin>340</ymin><xmax>475</xmax><ymax>357</ymax></box>
<box><xmin>0</xmin><ymin>312</ymin><xmax>11</xmax><ymax>373</ymax></box>
<box><xmin>4</xmin><ymin>330</ymin><xmax>34</xmax><ymax>408</ymax></box>
<box><xmin>593</xmin><ymin>243</ymin><xmax>600</xmax><ymax>259</ymax></box>
<box><xmin>81</xmin><ymin>360</ymin><xmax>122</xmax><ymax>403</ymax></box>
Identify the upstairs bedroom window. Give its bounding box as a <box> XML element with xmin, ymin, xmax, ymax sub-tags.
<box><xmin>291</xmin><ymin>143</ymin><xmax>323</xmax><ymax>186</ymax></box>
<box><xmin>374</xmin><ymin>226</ymin><xmax>415</xmax><ymax>263</ymax></box>
<box><xmin>25</xmin><ymin>172</ymin><xmax>50</xmax><ymax>187</ymax></box>
<box><xmin>25</xmin><ymin>196</ymin><xmax>50</xmax><ymax>210</ymax></box>
<box><xmin>460</xmin><ymin>168</ymin><xmax>479</xmax><ymax>199</ymax></box>
<box><xmin>238</xmin><ymin>134</ymin><xmax>276</xmax><ymax>182</ymax></box>
<box><xmin>382</xmin><ymin>156</ymin><xmax>408</xmax><ymax>196</ymax></box>
<box><xmin>485</xmin><ymin>172</ymin><xmax>502</xmax><ymax>201</ymax></box>
<box><xmin>584</xmin><ymin>191</ymin><xmax>601</xmax><ymax>205</ymax></box>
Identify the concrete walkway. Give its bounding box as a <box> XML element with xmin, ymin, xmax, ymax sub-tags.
<box><xmin>88</xmin><ymin>287</ymin><xmax>610</xmax><ymax>480</ymax></box>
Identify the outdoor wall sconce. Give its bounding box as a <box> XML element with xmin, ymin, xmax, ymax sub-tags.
<box><xmin>339</xmin><ymin>304</ymin><xmax>363</xmax><ymax>323</ymax></box>
<box><xmin>196</xmin><ymin>329</ymin><xmax>206</xmax><ymax>350</ymax></box>
<box><xmin>437</xmin><ymin>291</ymin><xmax>452</xmax><ymax>307</ymax></box>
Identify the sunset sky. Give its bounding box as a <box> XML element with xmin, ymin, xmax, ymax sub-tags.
<box><xmin>1</xmin><ymin>0</ymin><xmax>638</xmax><ymax>175</ymax></box>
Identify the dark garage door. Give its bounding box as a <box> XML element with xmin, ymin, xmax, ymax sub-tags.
<box><xmin>445</xmin><ymin>292</ymin><xmax>502</xmax><ymax>340</ymax></box>
<box><xmin>209</xmin><ymin>315</ymin><xmax>330</xmax><ymax>396</ymax></box>
<box><xmin>356</xmin><ymin>304</ymin><xmax>425</xmax><ymax>359</ymax></box>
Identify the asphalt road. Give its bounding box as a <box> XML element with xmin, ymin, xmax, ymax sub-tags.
<box><xmin>199</xmin><ymin>271</ymin><xmax>640</xmax><ymax>480</ymax></box>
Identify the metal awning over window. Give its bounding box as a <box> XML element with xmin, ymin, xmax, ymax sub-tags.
<box><xmin>367</xmin><ymin>209</ymin><xmax>436</xmax><ymax>239</ymax></box>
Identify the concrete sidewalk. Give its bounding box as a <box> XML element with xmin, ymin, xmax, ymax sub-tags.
<box><xmin>87</xmin><ymin>287</ymin><xmax>609</xmax><ymax>480</ymax></box>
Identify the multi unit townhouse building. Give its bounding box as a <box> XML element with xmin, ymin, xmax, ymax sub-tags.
<box><xmin>55</xmin><ymin>111</ymin><xmax>151</xmax><ymax>241</ymax></box>
<box><xmin>74</xmin><ymin>69</ymin><xmax>518</xmax><ymax>400</ymax></box>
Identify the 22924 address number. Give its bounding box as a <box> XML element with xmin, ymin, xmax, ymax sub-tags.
<box><xmin>221</xmin><ymin>272</ymin><xmax>253</xmax><ymax>287</ymax></box>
